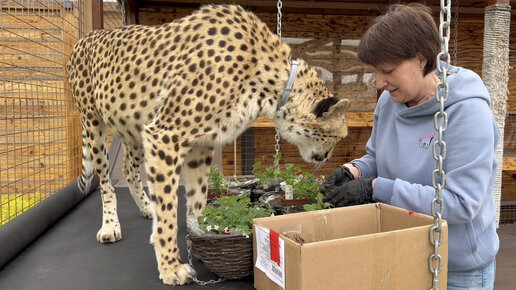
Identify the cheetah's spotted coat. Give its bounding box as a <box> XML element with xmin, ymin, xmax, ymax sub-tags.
<box><xmin>67</xmin><ymin>4</ymin><xmax>350</xmax><ymax>285</ymax></box>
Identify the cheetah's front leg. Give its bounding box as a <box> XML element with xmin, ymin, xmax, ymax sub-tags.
<box><xmin>144</xmin><ymin>130</ymin><xmax>195</xmax><ymax>285</ymax></box>
<box><xmin>182</xmin><ymin>145</ymin><xmax>214</xmax><ymax>224</ymax></box>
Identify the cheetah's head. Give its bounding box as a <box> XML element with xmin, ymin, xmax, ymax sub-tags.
<box><xmin>274</xmin><ymin>59</ymin><xmax>351</xmax><ymax>165</ymax></box>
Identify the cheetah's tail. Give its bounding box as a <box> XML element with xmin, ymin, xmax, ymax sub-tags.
<box><xmin>77</xmin><ymin>128</ymin><xmax>94</xmax><ymax>194</ymax></box>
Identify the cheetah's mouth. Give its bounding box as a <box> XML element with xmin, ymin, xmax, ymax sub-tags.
<box><xmin>311</xmin><ymin>147</ymin><xmax>334</xmax><ymax>164</ymax></box>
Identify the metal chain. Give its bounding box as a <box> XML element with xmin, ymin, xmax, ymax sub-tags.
<box><xmin>277</xmin><ymin>0</ymin><xmax>282</xmax><ymax>38</ymax></box>
<box><xmin>186</xmin><ymin>234</ymin><xmax>226</xmax><ymax>285</ymax></box>
<box><xmin>120</xmin><ymin>0</ymin><xmax>127</xmax><ymax>26</ymax></box>
<box><xmin>274</xmin><ymin>0</ymin><xmax>283</xmax><ymax>169</ymax></box>
<box><xmin>430</xmin><ymin>0</ymin><xmax>451</xmax><ymax>289</ymax></box>
<box><xmin>453</xmin><ymin>0</ymin><xmax>459</xmax><ymax>66</ymax></box>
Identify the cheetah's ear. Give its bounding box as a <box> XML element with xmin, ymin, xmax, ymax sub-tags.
<box><xmin>313</xmin><ymin>97</ymin><xmax>350</xmax><ymax>118</ymax></box>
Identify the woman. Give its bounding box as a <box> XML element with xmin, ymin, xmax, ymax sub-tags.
<box><xmin>321</xmin><ymin>3</ymin><xmax>499</xmax><ymax>289</ymax></box>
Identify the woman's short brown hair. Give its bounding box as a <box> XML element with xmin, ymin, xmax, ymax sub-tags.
<box><xmin>358</xmin><ymin>3</ymin><xmax>440</xmax><ymax>76</ymax></box>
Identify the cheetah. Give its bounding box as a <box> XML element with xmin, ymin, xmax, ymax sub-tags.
<box><xmin>66</xmin><ymin>4</ymin><xmax>350</xmax><ymax>285</ymax></box>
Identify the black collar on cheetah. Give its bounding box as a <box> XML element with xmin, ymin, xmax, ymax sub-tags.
<box><xmin>277</xmin><ymin>60</ymin><xmax>299</xmax><ymax>109</ymax></box>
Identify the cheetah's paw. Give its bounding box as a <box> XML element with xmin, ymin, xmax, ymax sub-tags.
<box><xmin>96</xmin><ymin>222</ymin><xmax>122</xmax><ymax>243</ymax></box>
<box><xmin>159</xmin><ymin>263</ymin><xmax>196</xmax><ymax>285</ymax></box>
<box><xmin>140</xmin><ymin>206</ymin><xmax>153</xmax><ymax>219</ymax></box>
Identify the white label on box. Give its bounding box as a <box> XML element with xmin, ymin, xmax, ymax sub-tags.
<box><xmin>255</xmin><ymin>225</ymin><xmax>285</xmax><ymax>289</ymax></box>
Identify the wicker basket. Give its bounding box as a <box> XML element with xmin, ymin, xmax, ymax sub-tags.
<box><xmin>187</xmin><ymin>230</ymin><xmax>253</xmax><ymax>279</ymax></box>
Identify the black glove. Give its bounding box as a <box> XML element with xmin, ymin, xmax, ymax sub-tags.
<box><xmin>319</xmin><ymin>165</ymin><xmax>355</xmax><ymax>194</ymax></box>
<box><xmin>323</xmin><ymin>177</ymin><xmax>375</xmax><ymax>207</ymax></box>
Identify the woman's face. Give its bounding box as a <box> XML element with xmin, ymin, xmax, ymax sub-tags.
<box><xmin>374</xmin><ymin>56</ymin><xmax>429</xmax><ymax>107</ymax></box>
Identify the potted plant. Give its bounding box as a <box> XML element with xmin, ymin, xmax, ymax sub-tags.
<box><xmin>187</xmin><ymin>195</ymin><xmax>274</xmax><ymax>280</ymax></box>
<box><xmin>282</xmin><ymin>167</ymin><xmax>324</xmax><ymax>204</ymax></box>
<box><xmin>252</xmin><ymin>153</ymin><xmax>325</xmax><ymax>206</ymax></box>
<box><xmin>197</xmin><ymin>195</ymin><xmax>274</xmax><ymax>238</ymax></box>
<box><xmin>251</xmin><ymin>153</ymin><xmax>283</xmax><ymax>191</ymax></box>
<box><xmin>208</xmin><ymin>167</ymin><xmax>228</xmax><ymax>199</ymax></box>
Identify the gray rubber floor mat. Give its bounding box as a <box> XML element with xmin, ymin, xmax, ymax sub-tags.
<box><xmin>0</xmin><ymin>187</ymin><xmax>254</xmax><ymax>290</ymax></box>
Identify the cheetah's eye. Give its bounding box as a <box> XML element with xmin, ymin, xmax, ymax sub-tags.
<box><xmin>313</xmin><ymin>97</ymin><xmax>339</xmax><ymax>118</ymax></box>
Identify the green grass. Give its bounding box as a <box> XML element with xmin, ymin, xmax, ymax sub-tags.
<box><xmin>1</xmin><ymin>193</ymin><xmax>43</xmax><ymax>226</ymax></box>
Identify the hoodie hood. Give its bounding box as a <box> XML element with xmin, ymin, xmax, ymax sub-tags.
<box><xmin>390</xmin><ymin>64</ymin><xmax>491</xmax><ymax>118</ymax></box>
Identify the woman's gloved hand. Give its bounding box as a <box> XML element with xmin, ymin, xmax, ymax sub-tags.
<box><xmin>319</xmin><ymin>165</ymin><xmax>355</xmax><ymax>194</ymax></box>
<box><xmin>323</xmin><ymin>177</ymin><xmax>375</xmax><ymax>207</ymax></box>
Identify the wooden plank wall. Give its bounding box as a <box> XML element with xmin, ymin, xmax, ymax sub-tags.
<box><xmin>502</xmin><ymin>156</ymin><xmax>516</xmax><ymax>201</ymax></box>
<box><xmin>221</xmin><ymin>126</ymin><xmax>371</xmax><ymax>178</ymax></box>
<box><xmin>138</xmin><ymin>5</ymin><xmax>516</xmax><ymax>114</ymax></box>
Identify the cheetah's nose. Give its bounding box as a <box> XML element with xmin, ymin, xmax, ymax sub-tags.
<box><xmin>312</xmin><ymin>154</ymin><xmax>325</xmax><ymax>162</ymax></box>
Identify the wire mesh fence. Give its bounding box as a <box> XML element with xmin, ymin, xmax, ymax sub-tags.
<box><xmin>103</xmin><ymin>0</ymin><xmax>124</xmax><ymax>29</ymax></box>
<box><xmin>500</xmin><ymin>201</ymin><xmax>516</xmax><ymax>224</ymax></box>
<box><xmin>0</xmin><ymin>0</ymin><xmax>84</xmax><ymax>226</ymax></box>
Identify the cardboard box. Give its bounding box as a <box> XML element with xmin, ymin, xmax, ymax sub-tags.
<box><xmin>253</xmin><ymin>203</ymin><xmax>448</xmax><ymax>289</ymax></box>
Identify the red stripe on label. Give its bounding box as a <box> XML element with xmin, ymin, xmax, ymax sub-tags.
<box><xmin>269</xmin><ymin>230</ymin><xmax>280</xmax><ymax>267</ymax></box>
<box><xmin>408</xmin><ymin>210</ymin><xmax>416</xmax><ymax>216</ymax></box>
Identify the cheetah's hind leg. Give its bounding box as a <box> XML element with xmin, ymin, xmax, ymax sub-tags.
<box><xmin>77</xmin><ymin>128</ymin><xmax>94</xmax><ymax>195</ymax></box>
<box><xmin>122</xmin><ymin>141</ymin><xmax>152</xmax><ymax>218</ymax></box>
<box><xmin>82</xmin><ymin>119</ymin><xmax>122</xmax><ymax>243</ymax></box>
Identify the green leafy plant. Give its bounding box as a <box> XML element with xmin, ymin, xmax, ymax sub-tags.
<box><xmin>198</xmin><ymin>195</ymin><xmax>274</xmax><ymax>237</ymax></box>
<box><xmin>252</xmin><ymin>153</ymin><xmax>324</xmax><ymax>202</ymax></box>
<box><xmin>289</xmin><ymin>172</ymin><xmax>324</xmax><ymax>202</ymax></box>
<box><xmin>303</xmin><ymin>192</ymin><xmax>333</xmax><ymax>212</ymax></box>
<box><xmin>252</xmin><ymin>153</ymin><xmax>283</xmax><ymax>187</ymax></box>
<box><xmin>209</xmin><ymin>167</ymin><xmax>228</xmax><ymax>197</ymax></box>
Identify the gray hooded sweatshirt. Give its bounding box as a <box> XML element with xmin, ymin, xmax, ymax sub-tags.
<box><xmin>353</xmin><ymin>64</ymin><xmax>500</xmax><ymax>271</ymax></box>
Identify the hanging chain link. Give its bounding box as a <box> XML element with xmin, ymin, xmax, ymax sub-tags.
<box><xmin>430</xmin><ymin>1</ymin><xmax>451</xmax><ymax>289</ymax></box>
<box><xmin>453</xmin><ymin>0</ymin><xmax>459</xmax><ymax>66</ymax></box>
<box><xmin>186</xmin><ymin>235</ymin><xmax>226</xmax><ymax>285</ymax></box>
<box><xmin>277</xmin><ymin>0</ymin><xmax>283</xmax><ymax>38</ymax></box>
<box><xmin>274</xmin><ymin>0</ymin><xmax>283</xmax><ymax>169</ymax></box>
<box><xmin>120</xmin><ymin>0</ymin><xmax>127</xmax><ymax>26</ymax></box>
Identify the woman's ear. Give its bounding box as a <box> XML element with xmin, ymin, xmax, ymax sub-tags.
<box><xmin>416</xmin><ymin>52</ymin><xmax>427</xmax><ymax>70</ymax></box>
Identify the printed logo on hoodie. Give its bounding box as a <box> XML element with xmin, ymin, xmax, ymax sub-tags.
<box><xmin>419</xmin><ymin>133</ymin><xmax>434</xmax><ymax>149</ymax></box>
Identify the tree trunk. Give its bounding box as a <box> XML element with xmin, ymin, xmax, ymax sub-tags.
<box><xmin>481</xmin><ymin>1</ymin><xmax>511</xmax><ymax>227</ymax></box>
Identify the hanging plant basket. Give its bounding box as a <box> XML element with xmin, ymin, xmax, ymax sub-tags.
<box><xmin>187</xmin><ymin>230</ymin><xmax>253</xmax><ymax>280</ymax></box>
<box><xmin>189</xmin><ymin>195</ymin><xmax>273</xmax><ymax>279</ymax></box>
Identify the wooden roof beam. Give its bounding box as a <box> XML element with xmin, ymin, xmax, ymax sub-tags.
<box><xmin>136</xmin><ymin>0</ymin><xmax>515</xmax><ymax>16</ymax></box>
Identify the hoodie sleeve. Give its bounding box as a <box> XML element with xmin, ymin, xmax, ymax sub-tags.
<box><xmin>373</xmin><ymin>97</ymin><xmax>499</xmax><ymax>224</ymax></box>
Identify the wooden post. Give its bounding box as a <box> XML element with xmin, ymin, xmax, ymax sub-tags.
<box><xmin>68</xmin><ymin>0</ymin><xmax>102</xmax><ymax>182</ymax></box>
<box><xmin>84</xmin><ymin>0</ymin><xmax>104</xmax><ymax>32</ymax></box>
<box><xmin>62</xmin><ymin>3</ymin><xmax>82</xmax><ymax>183</ymax></box>
<box><xmin>482</xmin><ymin>0</ymin><xmax>511</xmax><ymax>227</ymax></box>
<box><xmin>84</xmin><ymin>0</ymin><xmax>93</xmax><ymax>34</ymax></box>
<box><xmin>92</xmin><ymin>0</ymin><xmax>104</xmax><ymax>30</ymax></box>
<box><xmin>125</xmin><ymin>0</ymin><xmax>137</xmax><ymax>25</ymax></box>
